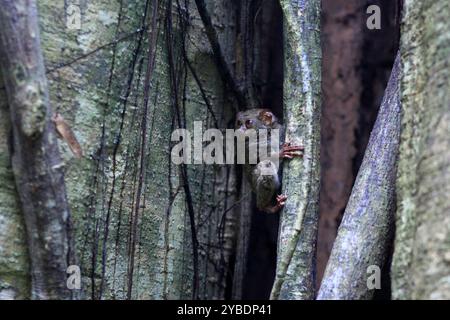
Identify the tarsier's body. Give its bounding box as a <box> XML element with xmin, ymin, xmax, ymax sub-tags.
<box><xmin>236</xmin><ymin>109</ymin><xmax>304</xmax><ymax>213</ymax></box>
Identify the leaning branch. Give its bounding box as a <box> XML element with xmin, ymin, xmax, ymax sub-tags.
<box><xmin>0</xmin><ymin>0</ymin><xmax>76</xmax><ymax>299</ymax></box>
<box><xmin>317</xmin><ymin>53</ymin><xmax>400</xmax><ymax>300</ymax></box>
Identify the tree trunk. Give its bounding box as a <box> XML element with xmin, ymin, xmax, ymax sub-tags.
<box><xmin>0</xmin><ymin>78</ymin><xmax>30</xmax><ymax>299</ymax></box>
<box><xmin>0</xmin><ymin>0</ymin><xmax>76</xmax><ymax>300</ymax></box>
<box><xmin>0</xmin><ymin>0</ymin><xmax>243</xmax><ymax>300</ymax></box>
<box><xmin>270</xmin><ymin>0</ymin><xmax>321</xmax><ymax>300</ymax></box>
<box><xmin>391</xmin><ymin>1</ymin><xmax>450</xmax><ymax>300</ymax></box>
<box><xmin>6</xmin><ymin>0</ymin><xmax>447</xmax><ymax>302</ymax></box>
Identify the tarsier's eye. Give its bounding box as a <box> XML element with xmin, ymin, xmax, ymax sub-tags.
<box><xmin>245</xmin><ymin>119</ymin><xmax>253</xmax><ymax>128</ymax></box>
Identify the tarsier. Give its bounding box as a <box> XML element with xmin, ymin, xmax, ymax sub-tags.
<box><xmin>235</xmin><ymin>108</ymin><xmax>304</xmax><ymax>213</ymax></box>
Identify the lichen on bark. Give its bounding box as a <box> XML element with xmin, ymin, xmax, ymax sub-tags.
<box><xmin>391</xmin><ymin>1</ymin><xmax>450</xmax><ymax>300</ymax></box>
<box><xmin>270</xmin><ymin>0</ymin><xmax>321</xmax><ymax>300</ymax></box>
<box><xmin>0</xmin><ymin>77</ymin><xmax>30</xmax><ymax>300</ymax></box>
<box><xmin>0</xmin><ymin>0</ymin><xmax>241</xmax><ymax>300</ymax></box>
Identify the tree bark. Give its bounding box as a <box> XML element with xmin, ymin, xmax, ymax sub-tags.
<box><xmin>270</xmin><ymin>0</ymin><xmax>321</xmax><ymax>300</ymax></box>
<box><xmin>0</xmin><ymin>0</ymin><xmax>242</xmax><ymax>300</ymax></box>
<box><xmin>0</xmin><ymin>0</ymin><xmax>76</xmax><ymax>299</ymax></box>
<box><xmin>0</xmin><ymin>78</ymin><xmax>30</xmax><ymax>299</ymax></box>
<box><xmin>391</xmin><ymin>1</ymin><xmax>450</xmax><ymax>300</ymax></box>
<box><xmin>318</xmin><ymin>54</ymin><xmax>400</xmax><ymax>300</ymax></box>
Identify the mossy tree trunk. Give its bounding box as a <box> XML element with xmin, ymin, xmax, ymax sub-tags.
<box><xmin>270</xmin><ymin>0</ymin><xmax>321</xmax><ymax>300</ymax></box>
<box><xmin>0</xmin><ymin>0</ymin><xmax>243</xmax><ymax>300</ymax></box>
<box><xmin>0</xmin><ymin>0</ymin><xmax>76</xmax><ymax>300</ymax></box>
<box><xmin>391</xmin><ymin>1</ymin><xmax>450</xmax><ymax>300</ymax></box>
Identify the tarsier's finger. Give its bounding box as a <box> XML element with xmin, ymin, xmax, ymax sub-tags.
<box><xmin>282</xmin><ymin>151</ymin><xmax>303</xmax><ymax>158</ymax></box>
<box><xmin>283</xmin><ymin>145</ymin><xmax>304</xmax><ymax>151</ymax></box>
<box><xmin>276</xmin><ymin>201</ymin><xmax>286</xmax><ymax>207</ymax></box>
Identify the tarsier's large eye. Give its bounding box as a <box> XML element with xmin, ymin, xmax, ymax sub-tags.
<box><xmin>245</xmin><ymin>119</ymin><xmax>253</xmax><ymax>128</ymax></box>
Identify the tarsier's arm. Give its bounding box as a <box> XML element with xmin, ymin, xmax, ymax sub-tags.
<box><xmin>52</xmin><ymin>113</ymin><xmax>83</xmax><ymax>158</ymax></box>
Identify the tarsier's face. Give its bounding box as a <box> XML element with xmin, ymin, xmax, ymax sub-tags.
<box><xmin>235</xmin><ymin>108</ymin><xmax>278</xmax><ymax>132</ymax></box>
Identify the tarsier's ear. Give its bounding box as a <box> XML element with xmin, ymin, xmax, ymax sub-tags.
<box><xmin>258</xmin><ymin>109</ymin><xmax>274</xmax><ymax>126</ymax></box>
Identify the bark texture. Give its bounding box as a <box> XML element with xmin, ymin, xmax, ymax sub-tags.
<box><xmin>0</xmin><ymin>0</ymin><xmax>244</xmax><ymax>299</ymax></box>
<box><xmin>270</xmin><ymin>0</ymin><xmax>321</xmax><ymax>300</ymax></box>
<box><xmin>391</xmin><ymin>0</ymin><xmax>450</xmax><ymax>300</ymax></box>
<box><xmin>318</xmin><ymin>54</ymin><xmax>400</xmax><ymax>300</ymax></box>
<box><xmin>0</xmin><ymin>78</ymin><xmax>30</xmax><ymax>299</ymax></box>
<box><xmin>0</xmin><ymin>0</ymin><xmax>76</xmax><ymax>299</ymax></box>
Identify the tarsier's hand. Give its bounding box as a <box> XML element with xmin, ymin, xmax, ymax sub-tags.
<box><xmin>261</xmin><ymin>194</ymin><xmax>287</xmax><ymax>214</ymax></box>
<box><xmin>264</xmin><ymin>143</ymin><xmax>303</xmax><ymax>213</ymax></box>
<box><xmin>280</xmin><ymin>142</ymin><xmax>304</xmax><ymax>159</ymax></box>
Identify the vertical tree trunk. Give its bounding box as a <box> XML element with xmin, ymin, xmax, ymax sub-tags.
<box><xmin>270</xmin><ymin>0</ymin><xmax>321</xmax><ymax>300</ymax></box>
<box><xmin>391</xmin><ymin>1</ymin><xmax>450</xmax><ymax>300</ymax></box>
<box><xmin>0</xmin><ymin>78</ymin><xmax>30</xmax><ymax>299</ymax></box>
<box><xmin>0</xmin><ymin>0</ymin><xmax>76</xmax><ymax>299</ymax></box>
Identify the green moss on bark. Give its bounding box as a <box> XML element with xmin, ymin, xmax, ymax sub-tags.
<box><xmin>271</xmin><ymin>0</ymin><xmax>321</xmax><ymax>300</ymax></box>
<box><xmin>392</xmin><ymin>1</ymin><xmax>450</xmax><ymax>300</ymax></box>
<box><xmin>0</xmin><ymin>78</ymin><xmax>31</xmax><ymax>300</ymax></box>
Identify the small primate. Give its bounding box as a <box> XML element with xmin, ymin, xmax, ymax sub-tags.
<box><xmin>235</xmin><ymin>108</ymin><xmax>304</xmax><ymax>213</ymax></box>
<box><xmin>52</xmin><ymin>113</ymin><xmax>83</xmax><ymax>158</ymax></box>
